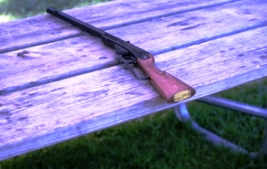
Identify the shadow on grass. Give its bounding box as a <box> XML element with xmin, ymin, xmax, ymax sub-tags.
<box><xmin>0</xmin><ymin>79</ymin><xmax>266</xmax><ymax>169</ymax></box>
<box><xmin>1</xmin><ymin>110</ymin><xmax>263</xmax><ymax>169</ymax></box>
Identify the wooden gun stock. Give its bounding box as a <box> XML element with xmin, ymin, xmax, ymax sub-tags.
<box><xmin>137</xmin><ymin>54</ymin><xmax>195</xmax><ymax>103</ymax></box>
<box><xmin>46</xmin><ymin>7</ymin><xmax>196</xmax><ymax>103</ymax></box>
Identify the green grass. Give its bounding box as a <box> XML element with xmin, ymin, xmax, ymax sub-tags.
<box><xmin>0</xmin><ymin>0</ymin><xmax>109</xmax><ymax>23</ymax></box>
<box><xmin>1</xmin><ymin>1</ymin><xmax>267</xmax><ymax>168</ymax></box>
<box><xmin>0</xmin><ymin>80</ymin><xmax>266</xmax><ymax>169</ymax></box>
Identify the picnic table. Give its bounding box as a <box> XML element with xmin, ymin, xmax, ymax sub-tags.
<box><xmin>0</xmin><ymin>0</ymin><xmax>267</xmax><ymax>161</ymax></box>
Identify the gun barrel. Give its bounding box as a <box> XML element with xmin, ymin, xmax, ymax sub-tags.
<box><xmin>46</xmin><ymin>7</ymin><xmax>196</xmax><ymax>103</ymax></box>
<box><xmin>47</xmin><ymin>7</ymin><xmax>105</xmax><ymax>38</ymax></box>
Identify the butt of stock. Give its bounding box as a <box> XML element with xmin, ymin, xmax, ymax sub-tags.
<box><xmin>46</xmin><ymin>7</ymin><xmax>196</xmax><ymax>103</ymax></box>
<box><xmin>137</xmin><ymin>55</ymin><xmax>196</xmax><ymax>103</ymax></box>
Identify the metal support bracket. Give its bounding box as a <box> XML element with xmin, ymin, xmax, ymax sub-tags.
<box><xmin>174</xmin><ymin>96</ymin><xmax>267</xmax><ymax>159</ymax></box>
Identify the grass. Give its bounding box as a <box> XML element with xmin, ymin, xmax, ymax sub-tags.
<box><xmin>0</xmin><ymin>0</ymin><xmax>109</xmax><ymax>23</ymax></box>
<box><xmin>0</xmin><ymin>82</ymin><xmax>266</xmax><ymax>169</ymax></box>
<box><xmin>1</xmin><ymin>0</ymin><xmax>267</xmax><ymax>168</ymax></box>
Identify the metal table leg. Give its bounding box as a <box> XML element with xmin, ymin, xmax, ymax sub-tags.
<box><xmin>198</xmin><ymin>96</ymin><xmax>267</xmax><ymax>119</ymax></box>
<box><xmin>174</xmin><ymin>96</ymin><xmax>267</xmax><ymax>159</ymax></box>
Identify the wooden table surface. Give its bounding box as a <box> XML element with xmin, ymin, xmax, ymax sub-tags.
<box><xmin>0</xmin><ymin>0</ymin><xmax>267</xmax><ymax>161</ymax></box>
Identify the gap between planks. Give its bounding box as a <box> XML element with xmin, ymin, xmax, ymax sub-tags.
<box><xmin>0</xmin><ymin>0</ymin><xmax>241</xmax><ymax>54</ymax></box>
<box><xmin>0</xmin><ymin>25</ymin><xmax>266</xmax><ymax>161</ymax></box>
<box><xmin>0</xmin><ymin>0</ymin><xmax>266</xmax><ymax>96</ymax></box>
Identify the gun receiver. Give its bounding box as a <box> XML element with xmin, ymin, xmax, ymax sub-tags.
<box><xmin>46</xmin><ymin>7</ymin><xmax>196</xmax><ymax>103</ymax></box>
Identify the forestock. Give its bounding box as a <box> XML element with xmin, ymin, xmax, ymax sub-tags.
<box><xmin>137</xmin><ymin>54</ymin><xmax>195</xmax><ymax>103</ymax></box>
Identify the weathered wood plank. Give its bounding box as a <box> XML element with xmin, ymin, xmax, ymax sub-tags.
<box><xmin>0</xmin><ymin>0</ymin><xmax>239</xmax><ymax>53</ymax></box>
<box><xmin>0</xmin><ymin>25</ymin><xmax>266</xmax><ymax>161</ymax></box>
<box><xmin>1</xmin><ymin>0</ymin><xmax>267</xmax><ymax>95</ymax></box>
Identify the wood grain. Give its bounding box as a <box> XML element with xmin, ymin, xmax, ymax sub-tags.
<box><xmin>1</xmin><ymin>0</ymin><xmax>267</xmax><ymax>95</ymax></box>
<box><xmin>137</xmin><ymin>55</ymin><xmax>196</xmax><ymax>103</ymax></box>
<box><xmin>0</xmin><ymin>0</ymin><xmax>267</xmax><ymax>161</ymax></box>
<box><xmin>0</xmin><ymin>24</ymin><xmax>266</xmax><ymax>160</ymax></box>
<box><xmin>0</xmin><ymin>0</ymin><xmax>237</xmax><ymax>53</ymax></box>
